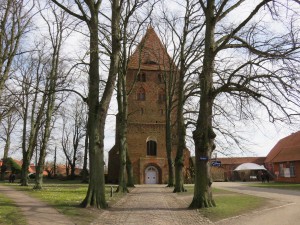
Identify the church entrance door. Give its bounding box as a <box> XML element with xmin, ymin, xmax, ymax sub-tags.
<box><xmin>145</xmin><ymin>166</ymin><xmax>158</xmax><ymax>184</ymax></box>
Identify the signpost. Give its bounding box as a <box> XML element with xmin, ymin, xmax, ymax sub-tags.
<box><xmin>211</xmin><ymin>161</ymin><xmax>221</xmax><ymax>167</ymax></box>
<box><xmin>200</xmin><ymin>157</ymin><xmax>209</xmax><ymax>161</ymax></box>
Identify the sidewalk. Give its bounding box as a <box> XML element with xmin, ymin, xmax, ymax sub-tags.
<box><xmin>0</xmin><ymin>184</ymin><xmax>74</xmax><ymax>225</ymax></box>
<box><xmin>213</xmin><ymin>182</ymin><xmax>300</xmax><ymax>225</ymax></box>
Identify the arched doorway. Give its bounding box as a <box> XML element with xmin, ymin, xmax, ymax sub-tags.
<box><xmin>145</xmin><ymin>166</ymin><xmax>158</xmax><ymax>184</ymax></box>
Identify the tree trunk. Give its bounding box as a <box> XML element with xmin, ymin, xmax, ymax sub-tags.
<box><xmin>166</xmin><ymin>121</ymin><xmax>174</xmax><ymax>187</ymax></box>
<box><xmin>21</xmin><ymin>153</ymin><xmax>31</xmax><ymax>186</ymax></box>
<box><xmin>116</xmin><ymin>113</ymin><xmax>129</xmax><ymax>193</ymax></box>
<box><xmin>70</xmin><ymin>164</ymin><xmax>76</xmax><ymax>179</ymax></box>
<box><xmin>81</xmin><ymin>0</ymin><xmax>121</xmax><ymax>207</ymax></box>
<box><xmin>53</xmin><ymin>147</ymin><xmax>57</xmax><ymax>177</ymax></box>
<box><xmin>126</xmin><ymin>151</ymin><xmax>135</xmax><ymax>187</ymax></box>
<box><xmin>81</xmin><ymin>108</ymin><xmax>107</xmax><ymax>208</ymax></box>
<box><xmin>82</xmin><ymin>130</ymin><xmax>89</xmax><ymax>183</ymax></box>
<box><xmin>189</xmin><ymin>0</ymin><xmax>216</xmax><ymax>208</ymax></box>
<box><xmin>174</xmin><ymin>48</ymin><xmax>187</xmax><ymax>193</ymax></box>
<box><xmin>0</xmin><ymin>123</ymin><xmax>11</xmax><ymax>180</ymax></box>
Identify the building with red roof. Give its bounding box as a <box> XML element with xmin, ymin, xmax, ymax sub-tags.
<box><xmin>265</xmin><ymin>131</ymin><xmax>300</xmax><ymax>183</ymax></box>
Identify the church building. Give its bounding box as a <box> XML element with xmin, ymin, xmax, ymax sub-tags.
<box><xmin>107</xmin><ymin>27</ymin><xmax>190</xmax><ymax>184</ymax></box>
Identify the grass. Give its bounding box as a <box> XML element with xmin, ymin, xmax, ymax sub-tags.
<box><xmin>0</xmin><ymin>193</ymin><xmax>27</xmax><ymax>225</ymax></box>
<box><xmin>1</xmin><ymin>180</ymin><xmax>292</xmax><ymax>224</ymax></box>
<box><xmin>180</xmin><ymin>184</ymin><xmax>268</xmax><ymax>222</ymax></box>
<box><xmin>200</xmin><ymin>190</ymin><xmax>265</xmax><ymax>222</ymax></box>
<box><xmin>248</xmin><ymin>182</ymin><xmax>300</xmax><ymax>190</ymax></box>
<box><xmin>5</xmin><ymin>179</ymin><xmax>124</xmax><ymax>225</ymax></box>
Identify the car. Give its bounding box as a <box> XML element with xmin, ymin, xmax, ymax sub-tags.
<box><xmin>28</xmin><ymin>173</ymin><xmax>36</xmax><ymax>179</ymax></box>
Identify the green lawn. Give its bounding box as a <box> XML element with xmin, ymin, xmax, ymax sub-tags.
<box><xmin>0</xmin><ymin>193</ymin><xmax>27</xmax><ymax>225</ymax></box>
<box><xmin>1</xmin><ymin>180</ymin><xmax>288</xmax><ymax>224</ymax></box>
<box><xmin>249</xmin><ymin>182</ymin><xmax>300</xmax><ymax>190</ymax></box>
<box><xmin>200</xmin><ymin>190</ymin><xmax>265</xmax><ymax>222</ymax></box>
<box><xmin>6</xmin><ymin>180</ymin><xmax>124</xmax><ymax>225</ymax></box>
<box><xmin>180</xmin><ymin>184</ymin><xmax>268</xmax><ymax>222</ymax></box>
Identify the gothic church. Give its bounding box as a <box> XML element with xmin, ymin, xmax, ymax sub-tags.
<box><xmin>107</xmin><ymin>27</ymin><xmax>190</xmax><ymax>184</ymax></box>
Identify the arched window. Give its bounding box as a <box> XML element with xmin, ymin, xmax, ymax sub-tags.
<box><xmin>158</xmin><ymin>88</ymin><xmax>166</xmax><ymax>102</ymax></box>
<box><xmin>137</xmin><ymin>87</ymin><xmax>146</xmax><ymax>101</ymax></box>
<box><xmin>158</xmin><ymin>73</ymin><xmax>163</xmax><ymax>83</ymax></box>
<box><xmin>159</xmin><ymin>109</ymin><xmax>163</xmax><ymax>116</ymax></box>
<box><xmin>137</xmin><ymin>72</ymin><xmax>146</xmax><ymax>82</ymax></box>
<box><xmin>147</xmin><ymin>140</ymin><xmax>157</xmax><ymax>156</ymax></box>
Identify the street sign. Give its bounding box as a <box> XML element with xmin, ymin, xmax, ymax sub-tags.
<box><xmin>211</xmin><ymin>161</ymin><xmax>221</xmax><ymax>167</ymax></box>
<box><xmin>200</xmin><ymin>157</ymin><xmax>209</xmax><ymax>161</ymax></box>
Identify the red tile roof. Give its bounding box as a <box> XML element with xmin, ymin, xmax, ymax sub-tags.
<box><xmin>128</xmin><ymin>26</ymin><xmax>175</xmax><ymax>71</ymax></box>
<box><xmin>217</xmin><ymin>157</ymin><xmax>266</xmax><ymax>165</ymax></box>
<box><xmin>265</xmin><ymin>131</ymin><xmax>300</xmax><ymax>163</ymax></box>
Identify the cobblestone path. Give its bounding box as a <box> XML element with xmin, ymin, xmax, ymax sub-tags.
<box><xmin>93</xmin><ymin>185</ymin><xmax>212</xmax><ymax>225</ymax></box>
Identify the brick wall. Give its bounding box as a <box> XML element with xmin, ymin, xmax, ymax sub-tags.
<box><xmin>107</xmin><ymin>27</ymin><xmax>190</xmax><ymax>184</ymax></box>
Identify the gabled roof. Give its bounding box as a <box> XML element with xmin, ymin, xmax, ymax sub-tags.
<box><xmin>265</xmin><ymin>131</ymin><xmax>300</xmax><ymax>163</ymax></box>
<box><xmin>190</xmin><ymin>156</ymin><xmax>265</xmax><ymax>166</ymax></box>
<box><xmin>128</xmin><ymin>26</ymin><xmax>175</xmax><ymax>71</ymax></box>
<box><xmin>217</xmin><ymin>157</ymin><xmax>266</xmax><ymax>165</ymax></box>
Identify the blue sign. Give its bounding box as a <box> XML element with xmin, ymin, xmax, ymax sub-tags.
<box><xmin>200</xmin><ymin>157</ymin><xmax>209</xmax><ymax>161</ymax></box>
<box><xmin>211</xmin><ymin>161</ymin><xmax>221</xmax><ymax>167</ymax></box>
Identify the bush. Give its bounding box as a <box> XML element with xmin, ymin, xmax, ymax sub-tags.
<box><xmin>1</xmin><ymin>158</ymin><xmax>21</xmax><ymax>174</ymax></box>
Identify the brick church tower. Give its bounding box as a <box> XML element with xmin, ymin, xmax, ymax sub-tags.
<box><xmin>107</xmin><ymin>27</ymin><xmax>190</xmax><ymax>184</ymax></box>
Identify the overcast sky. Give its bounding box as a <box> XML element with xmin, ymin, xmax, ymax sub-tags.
<box><xmin>1</xmin><ymin>0</ymin><xmax>300</xmax><ymax>164</ymax></box>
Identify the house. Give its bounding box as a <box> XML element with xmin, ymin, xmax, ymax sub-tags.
<box><xmin>190</xmin><ymin>156</ymin><xmax>266</xmax><ymax>182</ymax></box>
<box><xmin>107</xmin><ymin>27</ymin><xmax>190</xmax><ymax>184</ymax></box>
<box><xmin>265</xmin><ymin>131</ymin><xmax>300</xmax><ymax>183</ymax></box>
<box><xmin>214</xmin><ymin>157</ymin><xmax>266</xmax><ymax>181</ymax></box>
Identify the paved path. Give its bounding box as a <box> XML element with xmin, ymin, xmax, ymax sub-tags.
<box><xmin>0</xmin><ymin>184</ymin><xmax>74</xmax><ymax>225</ymax></box>
<box><xmin>2</xmin><ymin>182</ymin><xmax>299</xmax><ymax>225</ymax></box>
<box><xmin>93</xmin><ymin>185</ymin><xmax>212</xmax><ymax>225</ymax></box>
<box><xmin>213</xmin><ymin>182</ymin><xmax>300</xmax><ymax>225</ymax></box>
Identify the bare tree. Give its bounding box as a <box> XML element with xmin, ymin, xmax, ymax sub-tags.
<box><xmin>81</xmin><ymin>117</ymin><xmax>89</xmax><ymax>183</ymax></box>
<box><xmin>60</xmin><ymin>99</ymin><xmax>86</xmax><ymax>179</ymax></box>
<box><xmin>157</xmin><ymin>0</ymin><xmax>205</xmax><ymax>190</ymax></box>
<box><xmin>0</xmin><ymin>0</ymin><xmax>34</xmax><ymax>110</ymax></box>
<box><xmin>0</xmin><ymin>101</ymin><xmax>19</xmax><ymax>180</ymax></box>
<box><xmin>51</xmin><ymin>0</ymin><xmax>121</xmax><ymax>208</ymax></box>
<box><xmin>190</xmin><ymin>0</ymin><xmax>300</xmax><ymax>208</ymax></box>
<box><xmin>32</xmin><ymin>1</ymin><xmax>69</xmax><ymax>189</ymax></box>
<box><xmin>15</xmin><ymin>45</ymin><xmax>48</xmax><ymax>186</ymax></box>
<box><xmin>113</xmin><ymin>0</ymin><xmax>155</xmax><ymax>193</ymax></box>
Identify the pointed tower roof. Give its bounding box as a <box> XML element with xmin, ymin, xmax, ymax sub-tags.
<box><xmin>128</xmin><ymin>27</ymin><xmax>174</xmax><ymax>71</ymax></box>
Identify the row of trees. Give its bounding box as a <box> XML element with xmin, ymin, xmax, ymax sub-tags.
<box><xmin>1</xmin><ymin>0</ymin><xmax>300</xmax><ymax>209</ymax></box>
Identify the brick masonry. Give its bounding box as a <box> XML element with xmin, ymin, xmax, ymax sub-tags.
<box><xmin>107</xmin><ymin>27</ymin><xmax>190</xmax><ymax>184</ymax></box>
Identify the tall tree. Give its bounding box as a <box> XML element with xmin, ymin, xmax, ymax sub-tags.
<box><xmin>190</xmin><ymin>0</ymin><xmax>300</xmax><ymax>208</ymax></box>
<box><xmin>158</xmin><ymin>0</ymin><xmax>204</xmax><ymax>190</ymax></box>
<box><xmin>34</xmin><ymin>1</ymin><xmax>70</xmax><ymax>190</ymax></box>
<box><xmin>16</xmin><ymin>45</ymin><xmax>49</xmax><ymax>186</ymax></box>
<box><xmin>0</xmin><ymin>0</ymin><xmax>34</xmax><ymax>107</ymax></box>
<box><xmin>51</xmin><ymin>0</ymin><xmax>121</xmax><ymax>208</ymax></box>
<box><xmin>0</xmin><ymin>102</ymin><xmax>19</xmax><ymax>180</ymax></box>
<box><xmin>81</xmin><ymin>117</ymin><xmax>89</xmax><ymax>183</ymax></box>
<box><xmin>60</xmin><ymin>99</ymin><xmax>86</xmax><ymax>179</ymax></box>
<box><xmin>114</xmin><ymin>0</ymin><xmax>155</xmax><ymax>192</ymax></box>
